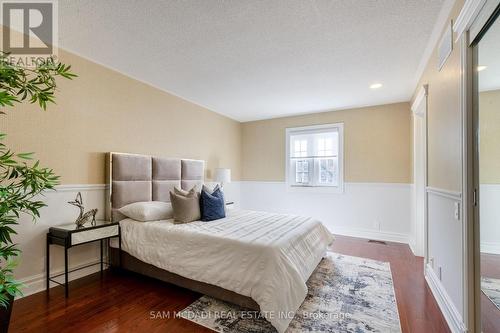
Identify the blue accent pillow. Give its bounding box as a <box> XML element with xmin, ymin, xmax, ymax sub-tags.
<box><xmin>200</xmin><ymin>186</ymin><xmax>225</xmax><ymax>221</ymax></box>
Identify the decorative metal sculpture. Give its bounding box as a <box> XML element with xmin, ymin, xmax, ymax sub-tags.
<box><xmin>68</xmin><ymin>192</ymin><xmax>98</xmax><ymax>228</ymax></box>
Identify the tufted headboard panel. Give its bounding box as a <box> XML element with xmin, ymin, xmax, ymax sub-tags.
<box><xmin>106</xmin><ymin>152</ymin><xmax>204</xmax><ymax>222</ymax></box>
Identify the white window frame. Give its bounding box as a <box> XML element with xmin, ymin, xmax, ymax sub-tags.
<box><xmin>285</xmin><ymin>123</ymin><xmax>344</xmax><ymax>193</ymax></box>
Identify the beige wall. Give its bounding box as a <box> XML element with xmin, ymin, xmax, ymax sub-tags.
<box><xmin>412</xmin><ymin>0</ymin><xmax>465</xmax><ymax>192</ymax></box>
<box><xmin>0</xmin><ymin>48</ymin><xmax>242</xmax><ymax>184</ymax></box>
<box><xmin>479</xmin><ymin>89</ymin><xmax>500</xmax><ymax>184</ymax></box>
<box><xmin>242</xmin><ymin>102</ymin><xmax>412</xmax><ymax>183</ymax></box>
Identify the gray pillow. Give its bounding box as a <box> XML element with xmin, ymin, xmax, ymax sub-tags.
<box><xmin>174</xmin><ymin>185</ymin><xmax>199</xmax><ymax>196</ymax></box>
<box><xmin>170</xmin><ymin>186</ymin><xmax>201</xmax><ymax>223</ymax></box>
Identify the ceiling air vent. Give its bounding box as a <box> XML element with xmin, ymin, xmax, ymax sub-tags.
<box><xmin>438</xmin><ymin>20</ymin><xmax>454</xmax><ymax>71</ymax></box>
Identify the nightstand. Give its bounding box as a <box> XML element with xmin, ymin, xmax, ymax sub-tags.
<box><xmin>225</xmin><ymin>201</ymin><xmax>235</xmax><ymax>209</ymax></box>
<box><xmin>46</xmin><ymin>220</ymin><xmax>121</xmax><ymax>297</ymax></box>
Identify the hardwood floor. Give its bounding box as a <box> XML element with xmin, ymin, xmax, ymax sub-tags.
<box><xmin>10</xmin><ymin>235</ymin><xmax>450</xmax><ymax>333</ymax></box>
<box><xmin>481</xmin><ymin>252</ymin><xmax>500</xmax><ymax>333</ymax></box>
<box><xmin>331</xmin><ymin>236</ymin><xmax>450</xmax><ymax>333</ymax></box>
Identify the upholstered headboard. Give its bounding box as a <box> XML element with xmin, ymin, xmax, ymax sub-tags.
<box><xmin>106</xmin><ymin>152</ymin><xmax>204</xmax><ymax>222</ymax></box>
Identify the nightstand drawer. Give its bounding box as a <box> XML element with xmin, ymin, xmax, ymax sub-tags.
<box><xmin>71</xmin><ymin>225</ymin><xmax>119</xmax><ymax>246</ymax></box>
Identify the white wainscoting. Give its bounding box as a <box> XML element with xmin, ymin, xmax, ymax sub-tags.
<box><xmin>425</xmin><ymin>187</ymin><xmax>466</xmax><ymax>333</ymax></box>
<box><xmin>239</xmin><ymin>181</ymin><xmax>412</xmax><ymax>244</ymax></box>
<box><xmin>480</xmin><ymin>184</ymin><xmax>500</xmax><ymax>254</ymax></box>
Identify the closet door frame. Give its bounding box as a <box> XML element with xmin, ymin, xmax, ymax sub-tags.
<box><xmin>455</xmin><ymin>1</ymin><xmax>500</xmax><ymax>332</ymax></box>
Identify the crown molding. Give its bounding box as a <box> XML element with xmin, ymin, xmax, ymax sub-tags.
<box><xmin>454</xmin><ymin>0</ymin><xmax>487</xmax><ymax>41</ymax></box>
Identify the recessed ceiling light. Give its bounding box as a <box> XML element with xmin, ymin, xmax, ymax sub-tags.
<box><xmin>477</xmin><ymin>65</ymin><xmax>487</xmax><ymax>72</ymax></box>
<box><xmin>370</xmin><ymin>83</ymin><xmax>383</xmax><ymax>89</ymax></box>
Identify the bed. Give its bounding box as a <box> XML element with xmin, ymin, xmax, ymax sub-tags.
<box><xmin>106</xmin><ymin>152</ymin><xmax>333</xmax><ymax>333</ymax></box>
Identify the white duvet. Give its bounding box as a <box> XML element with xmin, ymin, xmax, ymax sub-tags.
<box><xmin>118</xmin><ymin>209</ymin><xmax>334</xmax><ymax>333</ymax></box>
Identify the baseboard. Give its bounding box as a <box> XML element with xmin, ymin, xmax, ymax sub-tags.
<box><xmin>425</xmin><ymin>264</ymin><xmax>466</xmax><ymax>333</ymax></box>
<box><xmin>17</xmin><ymin>258</ymin><xmax>104</xmax><ymax>298</ymax></box>
<box><xmin>408</xmin><ymin>238</ymin><xmax>417</xmax><ymax>255</ymax></box>
<box><xmin>331</xmin><ymin>226</ymin><xmax>410</xmax><ymax>244</ymax></box>
<box><xmin>407</xmin><ymin>237</ymin><xmax>425</xmax><ymax>257</ymax></box>
<box><xmin>481</xmin><ymin>241</ymin><xmax>500</xmax><ymax>255</ymax></box>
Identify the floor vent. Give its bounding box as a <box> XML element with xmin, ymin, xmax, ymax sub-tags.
<box><xmin>368</xmin><ymin>239</ymin><xmax>387</xmax><ymax>245</ymax></box>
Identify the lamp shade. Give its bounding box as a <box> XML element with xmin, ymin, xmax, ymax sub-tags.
<box><xmin>214</xmin><ymin>168</ymin><xmax>231</xmax><ymax>184</ymax></box>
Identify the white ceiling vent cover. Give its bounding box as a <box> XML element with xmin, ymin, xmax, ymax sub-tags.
<box><xmin>438</xmin><ymin>20</ymin><xmax>454</xmax><ymax>71</ymax></box>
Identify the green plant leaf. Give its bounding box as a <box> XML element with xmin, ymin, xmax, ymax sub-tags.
<box><xmin>0</xmin><ymin>51</ymin><xmax>71</xmax><ymax>299</ymax></box>
<box><xmin>16</xmin><ymin>152</ymin><xmax>34</xmax><ymax>160</ymax></box>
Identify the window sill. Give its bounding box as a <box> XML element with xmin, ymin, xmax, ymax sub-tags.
<box><xmin>286</xmin><ymin>184</ymin><xmax>345</xmax><ymax>194</ymax></box>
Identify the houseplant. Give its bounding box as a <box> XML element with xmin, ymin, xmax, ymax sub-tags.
<box><xmin>0</xmin><ymin>52</ymin><xmax>76</xmax><ymax>332</ymax></box>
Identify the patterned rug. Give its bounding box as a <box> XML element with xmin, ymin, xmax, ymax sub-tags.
<box><xmin>482</xmin><ymin>276</ymin><xmax>500</xmax><ymax>310</ymax></box>
<box><xmin>179</xmin><ymin>252</ymin><xmax>401</xmax><ymax>333</ymax></box>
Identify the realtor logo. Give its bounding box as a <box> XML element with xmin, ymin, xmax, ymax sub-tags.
<box><xmin>1</xmin><ymin>0</ymin><xmax>57</xmax><ymax>57</ymax></box>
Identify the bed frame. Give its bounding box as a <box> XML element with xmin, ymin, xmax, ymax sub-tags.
<box><xmin>106</xmin><ymin>152</ymin><xmax>259</xmax><ymax>310</ymax></box>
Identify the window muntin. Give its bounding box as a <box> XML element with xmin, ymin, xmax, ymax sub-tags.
<box><xmin>293</xmin><ymin>139</ymin><xmax>308</xmax><ymax>157</ymax></box>
<box><xmin>318</xmin><ymin>158</ymin><xmax>337</xmax><ymax>185</ymax></box>
<box><xmin>295</xmin><ymin>159</ymin><xmax>310</xmax><ymax>184</ymax></box>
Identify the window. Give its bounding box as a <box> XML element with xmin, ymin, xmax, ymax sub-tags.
<box><xmin>286</xmin><ymin>123</ymin><xmax>344</xmax><ymax>191</ymax></box>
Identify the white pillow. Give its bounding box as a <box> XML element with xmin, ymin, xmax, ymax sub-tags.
<box><xmin>119</xmin><ymin>201</ymin><xmax>173</xmax><ymax>222</ymax></box>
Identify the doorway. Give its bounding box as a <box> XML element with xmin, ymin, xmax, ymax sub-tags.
<box><xmin>412</xmin><ymin>86</ymin><xmax>428</xmax><ymax>258</ymax></box>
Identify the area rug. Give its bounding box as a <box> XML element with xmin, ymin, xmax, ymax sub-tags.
<box><xmin>482</xmin><ymin>276</ymin><xmax>500</xmax><ymax>310</ymax></box>
<box><xmin>178</xmin><ymin>252</ymin><xmax>401</xmax><ymax>333</ymax></box>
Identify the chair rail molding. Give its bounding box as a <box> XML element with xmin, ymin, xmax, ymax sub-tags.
<box><xmin>426</xmin><ymin>186</ymin><xmax>462</xmax><ymax>200</ymax></box>
<box><xmin>54</xmin><ymin>184</ymin><xmax>108</xmax><ymax>192</ymax></box>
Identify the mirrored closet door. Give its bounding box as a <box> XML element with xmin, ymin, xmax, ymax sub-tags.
<box><xmin>474</xmin><ymin>7</ymin><xmax>500</xmax><ymax>332</ymax></box>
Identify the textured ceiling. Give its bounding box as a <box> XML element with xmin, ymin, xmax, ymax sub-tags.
<box><xmin>479</xmin><ymin>16</ymin><xmax>500</xmax><ymax>92</ymax></box>
<box><xmin>59</xmin><ymin>0</ymin><xmax>445</xmax><ymax>121</ymax></box>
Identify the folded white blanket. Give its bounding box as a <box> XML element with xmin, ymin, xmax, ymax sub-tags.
<box><xmin>118</xmin><ymin>209</ymin><xmax>334</xmax><ymax>332</ymax></box>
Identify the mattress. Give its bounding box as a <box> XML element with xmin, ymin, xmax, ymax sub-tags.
<box><xmin>115</xmin><ymin>209</ymin><xmax>334</xmax><ymax>333</ymax></box>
